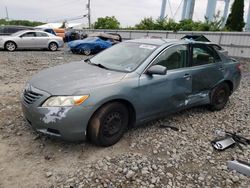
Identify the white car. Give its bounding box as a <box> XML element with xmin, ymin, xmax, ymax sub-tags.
<box><xmin>0</xmin><ymin>30</ymin><xmax>64</xmax><ymax>51</ymax></box>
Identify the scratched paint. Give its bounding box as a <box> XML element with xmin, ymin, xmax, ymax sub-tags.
<box><xmin>42</xmin><ymin>107</ymin><xmax>71</xmax><ymax>123</ymax></box>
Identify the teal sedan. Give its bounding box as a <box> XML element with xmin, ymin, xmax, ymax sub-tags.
<box><xmin>21</xmin><ymin>39</ymin><xmax>241</xmax><ymax>146</ymax></box>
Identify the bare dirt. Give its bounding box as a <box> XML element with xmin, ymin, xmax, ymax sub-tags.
<box><xmin>0</xmin><ymin>49</ymin><xmax>249</xmax><ymax>188</ymax></box>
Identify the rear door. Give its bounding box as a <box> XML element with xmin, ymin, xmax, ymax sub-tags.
<box><xmin>35</xmin><ymin>32</ymin><xmax>50</xmax><ymax>48</ymax></box>
<box><xmin>188</xmin><ymin>43</ymin><xmax>224</xmax><ymax>104</ymax></box>
<box><xmin>138</xmin><ymin>44</ymin><xmax>192</xmax><ymax>120</ymax></box>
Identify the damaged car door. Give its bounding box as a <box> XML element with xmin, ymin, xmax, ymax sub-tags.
<box><xmin>138</xmin><ymin>44</ymin><xmax>192</xmax><ymax>120</ymax></box>
<box><xmin>187</xmin><ymin>43</ymin><xmax>224</xmax><ymax>105</ymax></box>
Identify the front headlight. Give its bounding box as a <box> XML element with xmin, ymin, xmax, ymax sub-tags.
<box><xmin>42</xmin><ymin>95</ymin><xmax>89</xmax><ymax>107</ymax></box>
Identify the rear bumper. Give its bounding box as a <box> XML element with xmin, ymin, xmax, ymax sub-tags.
<box><xmin>232</xmin><ymin>71</ymin><xmax>242</xmax><ymax>92</ymax></box>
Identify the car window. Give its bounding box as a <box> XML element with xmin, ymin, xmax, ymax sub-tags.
<box><xmin>21</xmin><ymin>32</ymin><xmax>36</xmax><ymax>37</ymax></box>
<box><xmin>36</xmin><ymin>32</ymin><xmax>48</xmax><ymax>37</ymax></box>
<box><xmin>153</xmin><ymin>45</ymin><xmax>188</xmax><ymax>70</ymax></box>
<box><xmin>192</xmin><ymin>44</ymin><xmax>219</xmax><ymax>66</ymax></box>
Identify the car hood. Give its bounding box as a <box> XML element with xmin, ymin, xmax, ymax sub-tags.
<box><xmin>29</xmin><ymin>61</ymin><xmax>127</xmax><ymax>95</ymax></box>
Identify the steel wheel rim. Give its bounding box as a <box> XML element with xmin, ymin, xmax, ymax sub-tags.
<box><xmin>6</xmin><ymin>43</ymin><xmax>15</xmax><ymax>51</ymax></box>
<box><xmin>103</xmin><ymin>112</ymin><xmax>122</xmax><ymax>137</ymax></box>
<box><xmin>215</xmin><ymin>90</ymin><xmax>226</xmax><ymax>105</ymax></box>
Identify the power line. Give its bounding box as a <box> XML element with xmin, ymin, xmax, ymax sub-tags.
<box><xmin>173</xmin><ymin>0</ymin><xmax>184</xmax><ymax>19</ymax></box>
<box><xmin>168</xmin><ymin>0</ymin><xmax>174</xmax><ymax>18</ymax></box>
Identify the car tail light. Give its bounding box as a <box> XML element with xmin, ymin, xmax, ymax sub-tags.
<box><xmin>236</xmin><ymin>64</ymin><xmax>243</xmax><ymax>72</ymax></box>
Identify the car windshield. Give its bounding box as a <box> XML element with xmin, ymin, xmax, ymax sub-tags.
<box><xmin>11</xmin><ymin>30</ymin><xmax>25</xmax><ymax>36</ymax></box>
<box><xmin>90</xmin><ymin>42</ymin><xmax>158</xmax><ymax>72</ymax></box>
<box><xmin>84</xmin><ymin>37</ymin><xmax>98</xmax><ymax>41</ymax></box>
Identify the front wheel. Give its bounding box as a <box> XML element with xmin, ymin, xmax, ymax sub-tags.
<box><xmin>208</xmin><ymin>83</ymin><xmax>230</xmax><ymax>111</ymax></box>
<box><xmin>83</xmin><ymin>48</ymin><xmax>91</xmax><ymax>56</ymax></box>
<box><xmin>48</xmin><ymin>42</ymin><xmax>58</xmax><ymax>51</ymax></box>
<box><xmin>5</xmin><ymin>41</ymin><xmax>16</xmax><ymax>52</ymax></box>
<box><xmin>88</xmin><ymin>102</ymin><xmax>129</xmax><ymax>147</ymax></box>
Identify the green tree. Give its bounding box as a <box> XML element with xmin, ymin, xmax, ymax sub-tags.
<box><xmin>0</xmin><ymin>19</ymin><xmax>44</xmax><ymax>27</ymax></box>
<box><xmin>225</xmin><ymin>0</ymin><xmax>245</xmax><ymax>31</ymax></box>
<box><xmin>135</xmin><ymin>17</ymin><xmax>156</xmax><ymax>30</ymax></box>
<box><xmin>93</xmin><ymin>16</ymin><xmax>120</xmax><ymax>29</ymax></box>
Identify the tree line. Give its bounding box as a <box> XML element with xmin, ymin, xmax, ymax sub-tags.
<box><xmin>93</xmin><ymin>0</ymin><xmax>245</xmax><ymax>32</ymax></box>
<box><xmin>0</xmin><ymin>19</ymin><xmax>44</xmax><ymax>27</ymax></box>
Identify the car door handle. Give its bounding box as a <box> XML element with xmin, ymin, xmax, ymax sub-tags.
<box><xmin>219</xmin><ymin>67</ymin><xmax>225</xmax><ymax>71</ymax></box>
<box><xmin>183</xmin><ymin>74</ymin><xmax>191</xmax><ymax>80</ymax></box>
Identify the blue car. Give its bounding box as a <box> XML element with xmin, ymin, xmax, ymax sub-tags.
<box><xmin>68</xmin><ymin>37</ymin><xmax>113</xmax><ymax>55</ymax></box>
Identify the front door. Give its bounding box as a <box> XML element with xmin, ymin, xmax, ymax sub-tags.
<box><xmin>137</xmin><ymin>44</ymin><xmax>192</xmax><ymax>121</ymax></box>
<box><xmin>18</xmin><ymin>32</ymin><xmax>37</xmax><ymax>48</ymax></box>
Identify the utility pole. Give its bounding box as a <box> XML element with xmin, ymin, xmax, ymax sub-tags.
<box><xmin>5</xmin><ymin>6</ymin><xmax>9</xmax><ymax>20</ymax></box>
<box><xmin>87</xmin><ymin>0</ymin><xmax>91</xmax><ymax>28</ymax></box>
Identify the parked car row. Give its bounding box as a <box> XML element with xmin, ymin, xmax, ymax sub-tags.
<box><xmin>0</xmin><ymin>26</ymin><xmax>228</xmax><ymax>59</ymax></box>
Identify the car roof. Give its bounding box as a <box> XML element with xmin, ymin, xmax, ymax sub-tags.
<box><xmin>19</xmin><ymin>30</ymin><xmax>49</xmax><ymax>33</ymax></box>
<box><xmin>125</xmin><ymin>38</ymin><xmax>222</xmax><ymax>48</ymax></box>
<box><xmin>126</xmin><ymin>38</ymin><xmax>192</xmax><ymax>46</ymax></box>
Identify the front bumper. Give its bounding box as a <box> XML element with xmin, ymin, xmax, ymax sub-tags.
<box><xmin>21</xmin><ymin>86</ymin><xmax>94</xmax><ymax>141</ymax></box>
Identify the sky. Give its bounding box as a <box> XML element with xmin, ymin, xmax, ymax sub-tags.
<box><xmin>0</xmin><ymin>0</ymin><xmax>249</xmax><ymax>27</ymax></box>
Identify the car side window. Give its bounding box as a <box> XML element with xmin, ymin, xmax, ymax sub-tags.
<box><xmin>192</xmin><ymin>44</ymin><xmax>219</xmax><ymax>66</ymax></box>
<box><xmin>36</xmin><ymin>32</ymin><xmax>48</xmax><ymax>37</ymax></box>
<box><xmin>153</xmin><ymin>45</ymin><xmax>188</xmax><ymax>70</ymax></box>
<box><xmin>21</xmin><ymin>32</ymin><xmax>36</xmax><ymax>37</ymax></box>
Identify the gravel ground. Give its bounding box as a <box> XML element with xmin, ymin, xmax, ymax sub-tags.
<box><xmin>0</xmin><ymin>48</ymin><xmax>249</xmax><ymax>188</ymax></box>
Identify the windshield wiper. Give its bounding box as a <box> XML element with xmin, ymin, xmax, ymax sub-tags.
<box><xmin>91</xmin><ymin>63</ymin><xmax>110</xmax><ymax>70</ymax></box>
<box><xmin>84</xmin><ymin>58</ymin><xmax>92</xmax><ymax>64</ymax></box>
<box><xmin>84</xmin><ymin>58</ymin><xmax>110</xmax><ymax>70</ymax></box>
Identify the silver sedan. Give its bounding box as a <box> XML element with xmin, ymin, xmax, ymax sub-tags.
<box><xmin>0</xmin><ymin>30</ymin><xmax>64</xmax><ymax>51</ymax></box>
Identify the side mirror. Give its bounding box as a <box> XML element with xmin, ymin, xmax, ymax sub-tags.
<box><xmin>146</xmin><ymin>65</ymin><xmax>167</xmax><ymax>75</ymax></box>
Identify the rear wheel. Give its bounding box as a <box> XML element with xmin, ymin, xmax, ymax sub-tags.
<box><xmin>5</xmin><ymin>41</ymin><xmax>16</xmax><ymax>52</ymax></box>
<box><xmin>209</xmin><ymin>83</ymin><xmax>230</xmax><ymax>111</ymax></box>
<box><xmin>88</xmin><ymin>102</ymin><xmax>129</xmax><ymax>147</ymax></box>
<box><xmin>48</xmin><ymin>42</ymin><xmax>58</xmax><ymax>51</ymax></box>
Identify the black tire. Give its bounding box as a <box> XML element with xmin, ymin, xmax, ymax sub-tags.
<box><xmin>88</xmin><ymin>102</ymin><xmax>129</xmax><ymax>147</ymax></box>
<box><xmin>48</xmin><ymin>42</ymin><xmax>58</xmax><ymax>51</ymax></box>
<box><xmin>83</xmin><ymin>48</ymin><xmax>91</xmax><ymax>56</ymax></box>
<box><xmin>5</xmin><ymin>41</ymin><xmax>16</xmax><ymax>52</ymax></box>
<box><xmin>209</xmin><ymin>83</ymin><xmax>230</xmax><ymax>111</ymax></box>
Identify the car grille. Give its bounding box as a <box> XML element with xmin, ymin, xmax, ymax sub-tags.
<box><xmin>23</xmin><ymin>90</ymin><xmax>43</xmax><ymax>105</ymax></box>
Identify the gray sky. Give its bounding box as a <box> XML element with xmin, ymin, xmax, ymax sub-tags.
<box><xmin>0</xmin><ymin>0</ymin><xmax>249</xmax><ymax>27</ymax></box>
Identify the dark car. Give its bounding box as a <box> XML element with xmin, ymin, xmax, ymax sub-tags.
<box><xmin>0</xmin><ymin>25</ymin><xmax>34</xmax><ymax>36</ymax></box>
<box><xmin>64</xmin><ymin>30</ymin><xmax>87</xmax><ymax>43</ymax></box>
<box><xmin>21</xmin><ymin>39</ymin><xmax>241</xmax><ymax>146</ymax></box>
